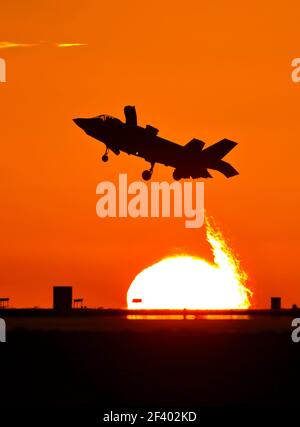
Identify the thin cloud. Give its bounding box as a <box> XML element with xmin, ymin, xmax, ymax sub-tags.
<box><xmin>0</xmin><ymin>42</ymin><xmax>38</xmax><ymax>49</ymax></box>
<box><xmin>56</xmin><ymin>43</ymin><xmax>87</xmax><ymax>47</ymax></box>
<box><xmin>0</xmin><ymin>41</ymin><xmax>87</xmax><ymax>49</ymax></box>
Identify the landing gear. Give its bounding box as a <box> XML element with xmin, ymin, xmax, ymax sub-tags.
<box><xmin>142</xmin><ymin>162</ymin><xmax>155</xmax><ymax>181</ymax></box>
<box><xmin>102</xmin><ymin>148</ymin><xmax>109</xmax><ymax>162</ymax></box>
<box><xmin>173</xmin><ymin>169</ymin><xmax>182</xmax><ymax>181</ymax></box>
<box><xmin>142</xmin><ymin>170</ymin><xmax>152</xmax><ymax>181</ymax></box>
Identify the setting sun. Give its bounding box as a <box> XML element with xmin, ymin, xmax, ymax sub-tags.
<box><xmin>127</xmin><ymin>218</ymin><xmax>252</xmax><ymax>310</ymax></box>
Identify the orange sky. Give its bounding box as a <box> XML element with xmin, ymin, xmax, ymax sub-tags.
<box><xmin>0</xmin><ymin>0</ymin><xmax>299</xmax><ymax>308</ymax></box>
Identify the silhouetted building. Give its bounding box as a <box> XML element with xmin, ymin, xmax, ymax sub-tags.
<box><xmin>271</xmin><ymin>297</ymin><xmax>281</xmax><ymax>310</ymax></box>
<box><xmin>73</xmin><ymin>298</ymin><xmax>84</xmax><ymax>308</ymax></box>
<box><xmin>0</xmin><ymin>298</ymin><xmax>9</xmax><ymax>309</ymax></box>
<box><xmin>53</xmin><ymin>286</ymin><xmax>72</xmax><ymax>312</ymax></box>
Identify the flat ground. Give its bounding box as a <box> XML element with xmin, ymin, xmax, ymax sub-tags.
<box><xmin>0</xmin><ymin>314</ymin><xmax>299</xmax><ymax>415</ymax></box>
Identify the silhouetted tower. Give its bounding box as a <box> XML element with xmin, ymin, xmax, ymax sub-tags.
<box><xmin>53</xmin><ymin>286</ymin><xmax>72</xmax><ymax>312</ymax></box>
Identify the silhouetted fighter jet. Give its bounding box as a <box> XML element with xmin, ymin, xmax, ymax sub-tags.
<box><xmin>73</xmin><ymin>106</ymin><xmax>238</xmax><ymax>181</ymax></box>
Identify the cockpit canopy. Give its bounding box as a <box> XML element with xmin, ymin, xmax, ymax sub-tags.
<box><xmin>96</xmin><ymin>114</ymin><xmax>117</xmax><ymax>122</ymax></box>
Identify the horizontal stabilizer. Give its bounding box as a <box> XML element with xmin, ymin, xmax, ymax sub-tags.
<box><xmin>184</xmin><ymin>138</ymin><xmax>205</xmax><ymax>151</ymax></box>
<box><xmin>213</xmin><ymin>160</ymin><xmax>239</xmax><ymax>178</ymax></box>
<box><xmin>202</xmin><ymin>138</ymin><xmax>237</xmax><ymax>159</ymax></box>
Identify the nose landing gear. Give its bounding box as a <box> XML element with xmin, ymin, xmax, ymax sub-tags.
<box><xmin>142</xmin><ymin>162</ymin><xmax>155</xmax><ymax>181</ymax></box>
<box><xmin>102</xmin><ymin>148</ymin><xmax>109</xmax><ymax>162</ymax></box>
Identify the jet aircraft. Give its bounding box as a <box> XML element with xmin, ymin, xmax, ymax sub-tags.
<box><xmin>73</xmin><ymin>106</ymin><xmax>238</xmax><ymax>180</ymax></box>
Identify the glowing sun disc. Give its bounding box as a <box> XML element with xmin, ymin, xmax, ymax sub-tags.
<box><xmin>127</xmin><ymin>219</ymin><xmax>252</xmax><ymax>310</ymax></box>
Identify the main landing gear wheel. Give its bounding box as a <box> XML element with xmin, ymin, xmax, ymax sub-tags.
<box><xmin>142</xmin><ymin>170</ymin><xmax>152</xmax><ymax>181</ymax></box>
<box><xmin>102</xmin><ymin>148</ymin><xmax>109</xmax><ymax>162</ymax></box>
<box><xmin>142</xmin><ymin>162</ymin><xmax>155</xmax><ymax>181</ymax></box>
<box><xmin>172</xmin><ymin>169</ymin><xmax>182</xmax><ymax>180</ymax></box>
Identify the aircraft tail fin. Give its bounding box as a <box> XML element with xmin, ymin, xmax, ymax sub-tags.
<box><xmin>202</xmin><ymin>138</ymin><xmax>237</xmax><ymax>159</ymax></box>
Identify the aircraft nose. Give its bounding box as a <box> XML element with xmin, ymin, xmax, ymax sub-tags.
<box><xmin>73</xmin><ymin>118</ymin><xmax>87</xmax><ymax>129</ymax></box>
